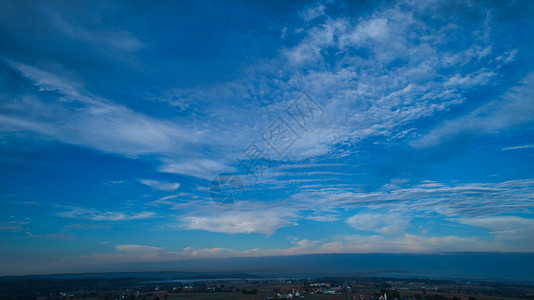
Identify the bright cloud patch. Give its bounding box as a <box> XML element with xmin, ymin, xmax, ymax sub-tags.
<box><xmin>346</xmin><ymin>212</ymin><xmax>410</xmax><ymax>235</ymax></box>
<box><xmin>181</xmin><ymin>209</ymin><xmax>297</xmax><ymax>235</ymax></box>
<box><xmin>139</xmin><ymin>179</ymin><xmax>181</xmax><ymax>191</ymax></box>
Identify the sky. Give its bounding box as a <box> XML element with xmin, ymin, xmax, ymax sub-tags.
<box><xmin>0</xmin><ymin>0</ymin><xmax>534</xmax><ymax>276</ymax></box>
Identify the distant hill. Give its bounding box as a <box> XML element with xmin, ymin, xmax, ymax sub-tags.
<box><xmin>7</xmin><ymin>253</ymin><xmax>531</xmax><ymax>283</ymax></box>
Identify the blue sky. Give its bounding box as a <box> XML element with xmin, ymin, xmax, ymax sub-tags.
<box><xmin>1</xmin><ymin>0</ymin><xmax>534</xmax><ymax>276</ymax></box>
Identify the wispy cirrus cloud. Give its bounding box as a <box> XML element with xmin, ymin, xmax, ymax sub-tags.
<box><xmin>502</xmin><ymin>144</ymin><xmax>534</xmax><ymax>151</ymax></box>
<box><xmin>139</xmin><ymin>179</ymin><xmax>180</xmax><ymax>192</ymax></box>
<box><xmin>116</xmin><ymin>244</ymin><xmax>162</xmax><ymax>253</ymax></box>
<box><xmin>50</xmin><ymin>13</ymin><xmax>144</xmax><ymax>53</ymax></box>
<box><xmin>0</xmin><ymin>221</ymin><xmax>28</xmax><ymax>232</ymax></box>
<box><xmin>1</xmin><ymin>61</ymin><xmax>234</xmax><ymax>179</ymax></box>
<box><xmin>287</xmin><ymin>179</ymin><xmax>534</xmax><ymax>220</ymax></box>
<box><xmin>413</xmin><ymin>72</ymin><xmax>534</xmax><ymax>148</ymax></box>
<box><xmin>25</xmin><ymin>232</ymin><xmax>76</xmax><ymax>241</ymax></box>
<box><xmin>455</xmin><ymin>215</ymin><xmax>534</xmax><ymax>237</ymax></box>
<box><xmin>57</xmin><ymin>207</ymin><xmax>156</xmax><ymax>221</ymax></box>
<box><xmin>3</xmin><ymin>62</ymin><xmax>195</xmax><ymax>155</ymax></box>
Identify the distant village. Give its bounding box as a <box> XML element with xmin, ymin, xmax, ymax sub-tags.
<box><xmin>10</xmin><ymin>276</ymin><xmax>531</xmax><ymax>300</ymax></box>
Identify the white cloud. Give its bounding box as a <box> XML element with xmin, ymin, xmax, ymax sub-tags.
<box><xmin>346</xmin><ymin>212</ymin><xmax>410</xmax><ymax>235</ymax></box>
<box><xmin>0</xmin><ymin>221</ymin><xmax>28</xmax><ymax>232</ymax></box>
<box><xmin>1</xmin><ymin>62</ymin><xmax>234</xmax><ymax>179</ymax></box>
<box><xmin>116</xmin><ymin>244</ymin><xmax>162</xmax><ymax>253</ymax></box>
<box><xmin>502</xmin><ymin>144</ymin><xmax>534</xmax><ymax>151</ymax></box>
<box><xmin>300</xmin><ymin>3</ymin><xmax>325</xmax><ymax>21</ymax></box>
<box><xmin>4</xmin><ymin>62</ymin><xmax>197</xmax><ymax>154</ymax></box>
<box><xmin>162</xmin><ymin>176</ymin><xmax>534</xmax><ymax>238</ymax></box>
<box><xmin>180</xmin><ymin>206</ymin><xmax>297</xmax><ymax>235</ymax></box>
<box><xmin>321</xmin><ymin>233</ymin><xmax>493</xmax><ymax>253</ymax></box>
<box><xmin>288</xmin><ymin>179</ymin><xmax>534</xmax><ymax>221</ymax></box>
<box><xmin>444</xmin><ymin>69</ymin><xmax>496</xmax><ymax>88</ymax></box>
<box><xmin>51</xmin><ymin>13</ymin><xmax>144</xmax><ymax>52</ymax></box>
<box><xmin>25</xmin><ymin>232</ymin><xmax>76</xmax><ymax>241</ymax></box>
<box><xmin>273</xmin><ymin>0</ymin><xmax>509</xmax><ymax>160</ymax></box>
<box><xmin>456</xmin><ymin>216</ymin><xmax>534</xmax><ymax>237</ymax></box>
<box><xmin>57</xmin><ymin>207</ymin><xmax>156</xmax><ymax>221</ymax></box>
<box><xmin>139</xmin><ymin>179</ymin><xmax>180</xmax><ymax>191</ymax></box>
<box><xmin>413</xmin><ymin>71</ymin><xmax>534</xmax><ymax>148</ymax></box>
<box><xmin>159</xmin><ymin>158</ymin><xmax>235</xmax><ymax>180</ymax></box>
